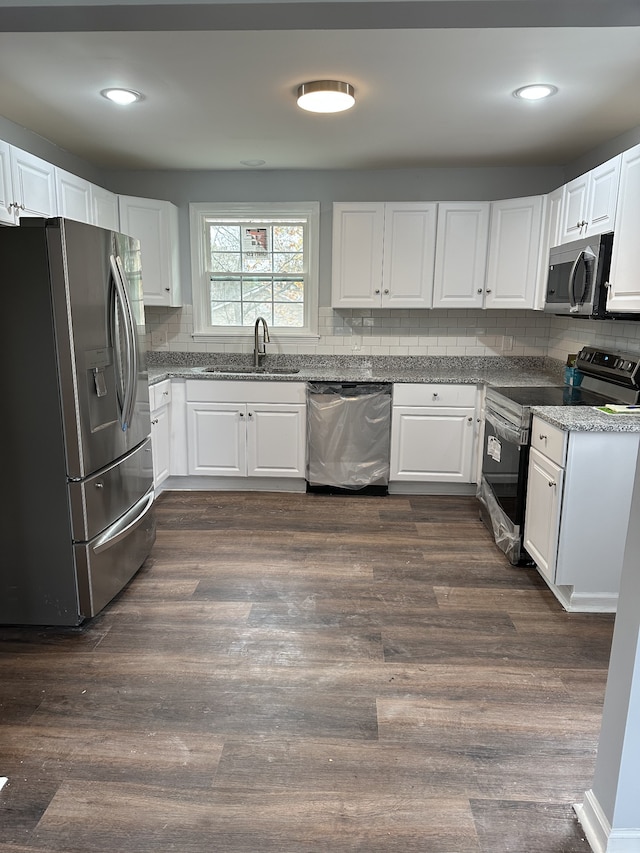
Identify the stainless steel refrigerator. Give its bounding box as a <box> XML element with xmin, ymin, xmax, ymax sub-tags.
<box><xmin>0</xmin><ymin>217</ymin><xmax>156</xmax><ymax>626</ymax></box>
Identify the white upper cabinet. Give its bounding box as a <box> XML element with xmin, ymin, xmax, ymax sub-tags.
<box><xmin>432</xmin><ymin>202</ymin><xmax>490</xmax><ymax>308</ymax></box>
<box><xmin>118</xmin><ymin>195</ymin><xmax>182</xmax><ymax>307</ymax></box>
<box><xmin>606</xmin><ymin>143</ymin><xmax>640</xmax><ymax>313</ymax></box>
<box><xmin>331</xmin><ymin>202</ymin><xmax>437</xmax><ymax>308</ymax></box>
<box><xmin>2</xmin><ymin>144</ymin><xmax>57</xmax><ymax>222</ymax></box>
<box><xmin>0</xmin><ymin>140</ymin><xmax>14</xmax><ymax>225</ymax></box>
<box><xmin>558</xmin><ymin>154</ymin><xmax>621</xmax><ymax>243</ymax></box>
<box><xmin>331</xmin><ymin>203</ymin><xmax>384</xmax><ymax>307</ymax></box>
<box><xmin>55</xmin><ymin>168</ymin><xmax>92</xmax><ymax>224</ymax></box>
<box><xmin>91</xmin><ymin>185</ymin><xmax>120</xmax><ymax>231</ymax></box>
<box><xmin>534</xmin><ymin>188</ymin><xmax>563</xmax><ymax>310</ymax></box>
<box><xmin>485</xmin><ymin>195</ymin><xmax>544</xmax><ymax>309</ymax></box>
<box><xmin>381</xmin><ymin>203</ymin><xmax>438</xmax><ymax>308</ymax></box>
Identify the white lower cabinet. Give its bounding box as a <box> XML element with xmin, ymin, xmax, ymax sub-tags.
<box><xmin>185</xmin><ymin>380</ymin><xmax>306</xmax><ymax>480</ymax></box>
<box><xmin>149</xmin><ymin>379</ymin><xmax>172</xmax><ymax>489</ymax></box>
<box><xmin>523</xmin><ymin>446</ymin><xmax>564</xmax><ymax>583</ymax></box>
<box><xmin>524</xmin><ymin>415</ymin><xmax>640</xmax><ymax>611</ymax></box>
<box><xmin>390</xmin><ymin>384</ymin><xmax>478</xmax><ymax>484</ymax></box>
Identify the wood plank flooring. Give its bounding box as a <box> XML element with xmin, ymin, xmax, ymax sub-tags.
<box><xmin>0</xmin><ymin>491</ymin><xmax>614</xmax><ymax>852</ymax></box>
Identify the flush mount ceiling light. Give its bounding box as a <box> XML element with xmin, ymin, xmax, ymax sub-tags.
<box><xmin>100</xmin><ymin>88</ymin><xmax>144</xmax><ymax>106</ymax></box>
<box><xmin>296</xmin><ymin>80</ymin><xmax>355</xmax><ymax>113</ymax></box>
<box><xmin>513</xmin><ymin>84</ymin><xmax>558</xmax><ymax>101</ymax></box>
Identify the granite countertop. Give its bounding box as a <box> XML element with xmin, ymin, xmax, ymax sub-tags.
<box><xmin>531</xmin><ymin>405</ymin><xmax>640</xmax><ymax>433</ymax></box>
<box><xmin>147</xmin><ymin>353</ymin><xmax>564</xmax><ymax>388</ymax></box>
<box><xmin>147</xmin><ymin>353</ymin><xmax>640</xmax><ymax>433</ymax></box>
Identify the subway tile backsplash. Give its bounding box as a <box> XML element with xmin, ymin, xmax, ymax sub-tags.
<box><xmin>144</xmin><ymin>304</ymin><xmax>640</xmax><ymax>360</ymax></box>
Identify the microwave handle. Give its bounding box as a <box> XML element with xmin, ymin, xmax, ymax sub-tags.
<box><xmin>568</xmin><ymin>251</ymin><xmax>584</xmax><ymax>313</ymax></box>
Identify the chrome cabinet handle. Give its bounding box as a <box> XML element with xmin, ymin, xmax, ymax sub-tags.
<box><xmin>467</xmin><ymin>416</ymin><xmax>473</xmax><ymax>423</ymax></box>
<box><xmin>539</xmin><ymin>434</ymin><xmax>547</xmax><ymax>441</ymax></box>
<box><xmin>548</xmin><ymin>481</ymin><xmax>556</xmax><ymax>488</ymax></box>
<box><xmin>383</xmin><ymin>289</ymin><xmax>389</xmax><ymax>294</ymax></box>
<box><xmin>486</xmin><ymin>289</ymin><xmax>492</xmax><ymax>294</ymax></box>
<box><xmin>239</xmin><ymin>412</ymin><xmax>244</xmax><ymax>418</ymax></box>
<box><xmin>374</xmin><ymin>289</ymin><xmax>381</xmax><ymax>294</ymax></box>
<box><xmin>248</xmin><ymin>412</ymin><xmax>253</xmax><ymax>418</ymax></box>
<box><xmin>477</xmin><ymin>288</ymin><xmax>483</xmax><ymax>294</ymax></box>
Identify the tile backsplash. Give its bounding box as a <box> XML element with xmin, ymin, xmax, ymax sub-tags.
<box><xmin>145</xmin><ymin>305</ymin><xmax>640</xmax><ymax>360</ymax></box>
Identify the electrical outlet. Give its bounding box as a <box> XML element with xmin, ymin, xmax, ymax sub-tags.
<box><xmin>502</xmin><ymin>335</ymin><xmax>513</xmax><ymax>352</ymax></box>
<box><xmin>151</xmin><ymin>329</ymin><xmax>168</xmax><ymax>348</ymax></box>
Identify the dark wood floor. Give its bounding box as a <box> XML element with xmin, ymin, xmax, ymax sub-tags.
<box><xmin>0</xmin><ymin>491</ymin><xmax>614</xmax><ymax>852</ymax></box>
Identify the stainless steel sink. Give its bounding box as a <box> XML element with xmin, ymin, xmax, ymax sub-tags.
<box><xmin>203</xmin><ymin>366</ymin><xmax>300</xmax><ymax>375</ymax></box>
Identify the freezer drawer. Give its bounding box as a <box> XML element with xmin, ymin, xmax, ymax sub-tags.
<box><xmin>75</xmin><ymin>486</ymin><xmax>156</xmax><ymax>618</ymax></box>
<box><xmin>68</xmin><ymin>437</ymin><xmax>154</xmax><ymax>542</ymax></box>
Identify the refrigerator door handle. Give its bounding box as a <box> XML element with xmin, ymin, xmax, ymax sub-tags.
<box><xmin>115</xmin><ymin>254</ymin><xmax>139</xmax><ymax>426</ymax></box>
<box><xmin>109</xmin><ymin>254</ymin><xmax>137</xmax><ymax>431</ymax></box>
<box><xmin>92</xmin><ymin>488</ymin><xmax>155</xmax><ymax>555</ymax></box>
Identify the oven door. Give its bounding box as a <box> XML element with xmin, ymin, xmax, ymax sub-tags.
<box><xmin>478</xmin><ymin>406</ymin><xmax>531</xmax><ymax>565</ymax></box>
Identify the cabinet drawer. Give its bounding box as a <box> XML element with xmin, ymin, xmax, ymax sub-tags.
<box><xmin>530</xmin><ymin>416</ymin><xmax>566</xmax><ymax>466</ymax></box>
<box><xmin>393</xmin><ymin>383</ymin><xmax>477</xmax><ymax>407</ymax></box>
<box><xmin>150</xmin><ymin>379</ymin><xmax>172</xmax><ymax>412</ymax></box>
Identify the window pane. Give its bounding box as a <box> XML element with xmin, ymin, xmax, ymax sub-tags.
<box><xmin>274</xmin><ymin>280</ymin><xmax>304</xmax><ymax>302</ymax></box>
<box><xmin>210</xmin><ymin>224</ymin><xmax>240</xmax><ymax>252</ymax></box>
<box><xmin>243</xmin><ymin>253</ymin><xmax>273</xmax><ymax>273</ymax></box>
<box><xmin>242</xmin><ymin>280</ymin><xmax>272</xmax><ymax>302</ymax></box>
<box><xmin>274</xmin><ymin>302</ymin><xmax>304</xmax><ymax>326</ymax></box>
<box><xmin>242</xmin><ymin>303</ymin><xmax>273</xmax><ymax>325</ymax></box>
<box><xmin>273</xmin><ymin>225</ymin><xmax>303</xmax><ymax>252</ymax></box>
<box><xmin>211</xmin><ymin>252</ymin><xmax>241</xmax><ymax>272</ymax></box>
<box><xmin>210</xmin><ymin>278</ymin><xmax>241</xmax><ymax>300</ymax></box>
<box><xmin>273</xmin><ymin>252</ymin><xmax>303</xmax><ymax>273</ymax></box>
<box><xmin>211</xmin><ymin>301</ymin><xmax>242</xmax><ymax>325</ymax></box>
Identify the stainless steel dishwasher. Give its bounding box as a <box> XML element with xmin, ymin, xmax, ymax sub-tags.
<box><xmin>306</xmin><ymin>383</ymin><xmax>392</xmax><ymax>494</ymax></box>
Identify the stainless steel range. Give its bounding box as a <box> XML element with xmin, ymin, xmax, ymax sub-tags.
<box><xmin>478</xmin><ymin>346</ymin><xmax>640</xmax><ymax>565</ymax></box>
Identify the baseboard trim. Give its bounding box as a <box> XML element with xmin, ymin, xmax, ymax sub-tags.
<box><xmin>156</xmin><ymin>476</ymin><xmax>306</xmax><ymax>493</ymax></box>
<box><xmin>575</xmin><ymin>790</ymin><xmax>640</xmax><ymax>852</ymax></box>
<box><xmin>540</xmin><ymin>578</ymin><xmax>618</xmax><ymax>613</ymax></box>
<box><xmin>388</xmin><ymin>482</ymin><xmax>477</xmax><ymax>495</ymax></box>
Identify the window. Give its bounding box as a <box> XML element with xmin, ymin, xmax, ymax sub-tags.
<box><xmin>190</xmin><ymin>202</ymin><xmax>319</xmax><ymax>341</ymax></box>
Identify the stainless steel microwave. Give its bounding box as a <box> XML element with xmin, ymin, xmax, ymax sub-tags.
<box><xmin>544</xmin><ymin>233</ymin><xmax>615</xmax><ymax>318</ymax></box>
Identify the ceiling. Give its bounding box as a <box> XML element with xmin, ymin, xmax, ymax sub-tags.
<box><xmin>0</xmin><ymin>2</ymin><xmax>639</xmax><ymax>171</ymax></box>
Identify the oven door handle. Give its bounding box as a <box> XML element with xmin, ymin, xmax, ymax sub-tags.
<box><xmin>485</xmin><ymin>407</ymin><xmax>528</xmax><ymax>446</ymax></box>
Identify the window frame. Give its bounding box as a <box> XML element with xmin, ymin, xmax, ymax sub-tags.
<box><xmin>190</xmin><ymin>201</ymin><xmax>320</xmax><ymax>343</ymax></box>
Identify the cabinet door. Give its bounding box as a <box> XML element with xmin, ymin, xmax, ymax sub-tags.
<box><xmin>118</xmin><ymin>195</ymin><xmax>181</xmax><ymax>307</ymax></box>
<box><xmin>390</xmin><ymin>406</ymin><xmax>475</xmax><ymax>482</ymax></box>
<box><xmin>485</xmin><ymin>195</ymin><xmax>543</xmax><ymax>309</ymax></box>
<box><xmin>382</xmin><ymin>203</ymin><xmax>437</xmax><ymax>308</ymax></box>
<box><xmin>584</xmin><ymin>155</ymin><xmax>620</xmax><ymax>237</ymax></box>
<box><xmin>605</xmin><ymin>144</ymin><xmax>640</xmax><ymax>312</ymax></box>
<box><xmin>150</xmin><ymin>405</ymin><xmax>171</xmax><ymax>486</ymax></box>
<box><xmin>331</xmin><ymin>203</ymin><xmax>384</xmax><ymax>307</ymax></box>
<box><xmin>534</xmin><ymin>188</ymin><xmax>563</xmax><ymax>310</ymax></box>
<box><xmin>10</xmin><ymin>146</ymin><xmax>57</xmax><ymax>218</ymax></box>
<box><xmin>247</xmin><ymin>404</ymin><xmax>306</xmax><ymax>478</ymax></box>
<box><xmin>560</xmin><ymin>173</ymin><xmax>589</xmax><ymax>243</ymax></box>
<box><xmin>186</xmin><ymin>402</ymin><xmax>245</xmax><ymax>476</ymax></box>
<box><xmin>0</xmin><ymin>140</ymin><xmax>17</xmax><ymax>225</ymax></box>
<box><xmin>55</xmin><ymin>168</ymin><xmax>92</xmax><ymax>224</ymax></box>
<box><xmin>523</xmin><ymin>447</ymin><xmax>564</xmax><ymax>584</ymax></box>
<box><xmin>432</xmin><ymin>203</ymin><xmax>489</xmax><ymax>308</ymax></box>
<box><xmin>92</xmin><ymin>185</ymin><xmax>120</xmax><ymax>231</ymax></box>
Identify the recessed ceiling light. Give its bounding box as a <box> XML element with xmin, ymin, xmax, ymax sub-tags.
<box><xmin>296</xmin><ymin>80</ymin><xmax>355</xmax><ymax>113</ymax></box>
<box><xmin>240</xmin><ymin>159</ymin><xmax>267</xmax><ymax>167</ymax></box>
<box><xmin>100</xmin><ymin>88</ymin><xmax>144</xmax><ymax>106</ymax></box>
<box><xmin>513</xmin><ymin>84</ymin><xmax>558</xmax><ymax>101</ymax></box>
